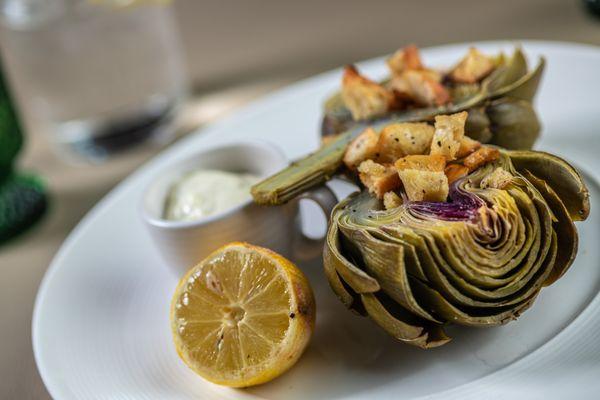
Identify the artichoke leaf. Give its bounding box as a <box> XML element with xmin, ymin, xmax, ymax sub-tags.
<box><xmin>408</xmin><ymin>273</ymin><xmax>535</xmax><ymax>326</ymax></box>
<box><xmin>251</xmin><ymin>123</ymin><xmax>364</xmax><ymax>205</ymax></box>
<box><xmin>521</xmin><ymin>170</ymin><xmax>578</xmax><ymax>286</ymax></box>
<box><xmin>325</xmin><ymin>202</ymin><xmax>381</xmax><ymax>294</ymax></box>
<box><xmin>339</xmin><ymin>227</ymin><xmax>441</xmax><ymax>322</ymax></box>
<box><xmin>464</xmin><ymin>106</ymin><xmax>493</xmax><ymax>143</ymax></box>
<box><xmin>361</xmin><ymin>292</ymin><xmax>451</xmax><ymax>349</ymax></box>
<box><xmin>486</xmin><ymin>98</ymin><xmax>541</xmax><ymax>150</ymax></box>
<box><xmin>323</xmin><ymin>244</ymin><xmax>356</xmax><ymax>309</ymax></box>
<box><xmin>482</xmin><ymin>46</ymin><xmax>528</xmax><ymax>95</ymax></box>
<box><xmin>489</xmin><ymin>56</ymin><xmax>545</xmax><ymax>102</ymax></box>
<box><xmin>508</xmin><ymin>150</ymin><xmax>590</xmax><ymax>221</ymax></box>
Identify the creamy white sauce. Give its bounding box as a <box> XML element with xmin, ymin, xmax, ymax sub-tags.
<box><xmin>164</xmin><ymin>169</ymin><xmax>260</xmax><ymax>221</ymax></box>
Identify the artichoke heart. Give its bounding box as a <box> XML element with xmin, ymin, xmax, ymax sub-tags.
<box><xmin>324</xmin><ymin>150</ymin><xmax>589</xmax><ymax>348</ymax></box>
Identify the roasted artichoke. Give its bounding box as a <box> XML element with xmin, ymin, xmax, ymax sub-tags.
<box><xmin>252</xmin><ymin>47</ymin><xmax>545</xmax><ymax>206</ymax></box>
<box><xmin>324</xmin><ymin>150</ymin><xmax>589</xmax><ymax>348</ymax></box>
<box><xmin>321</xmin><ymin>46</ymin><xmax>544</xmax><ymax>151</ymax></box>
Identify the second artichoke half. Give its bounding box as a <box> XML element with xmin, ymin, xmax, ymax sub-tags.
<box><xmin>324</xmin><ymin>150</ymin><xmax>589</xmax><ymax>348</ymax></box>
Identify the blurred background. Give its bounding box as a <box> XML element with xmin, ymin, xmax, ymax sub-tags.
<box><xmin>0</xmin><ymin>0</ymin><xmax>598</xmax><ymax>398</ymax></box>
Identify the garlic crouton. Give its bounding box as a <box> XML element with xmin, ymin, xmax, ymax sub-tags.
<box><xmin>449</xmin><ymin>47</ymin><xmax>495</xmax><ymax>84</ymax></box>
<box><xmin>397</xmin><ymin>170</ymin><xmax>449</xmax><ymax>202</ymax></box>
<box><xmin>383</xmin><ymin>191</ymin><xmax>403</xmax><ymax>209</ymax></box>
<box><xmin>481</xmin><ymin>167</ymin><xmax>513</xmax><ymax>189</ymax></box>
<box><xmin>358</xmin><ymin>160</ymin><xmax>401</xmax><ymax>199</ymax></box>
<box><xmin>444</xmin><ymin>163</ymin><xmax>470</xmax><ymax>185</ymax></box>
<box><xmin>430</xmin><ymin>111</ymin><xmax>468</xmax><ymax>161</ymax></box>
<box><xmin>342</xmin><ymin>65</ymin><xmax>394</xmax><ymax>120</ymax></box>
<box><xmin>343</xmin><ymin>127</ymin><xmax>379</xmax><ymax>169</ymax></box>
<box><xmin>395</xmin><ymin>154</ymin><xmax>446</xmax><ymax>172</ymax></box>
<box><xmin>456</xmin><ymin>136</ymin><xmax>482</xmax><ymax>158</ymax></box>
<box><xmin>463</xmin><ymin>147</ymin><xmax>500</xmax><ymax>171</ymax></box>
<box><xmin>376</xmin><ymin>122</ymin><xmax>435</xmax><ymax>162</ymax></box>
<box><xmin>386</xmin><ymin>45</ymin><xmax>423</xmax><ymax>76</ymax></box>
<box><xmin>390</xmin><ymin>70</ymin><xmax>450</xmax><ymax>107</ymax></box>
<box><xmin>395</xmin><ymin>154</ymin><xmax>449</xmax><ymax>202</ymax></box>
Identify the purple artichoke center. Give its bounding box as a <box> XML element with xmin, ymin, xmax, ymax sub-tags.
<box><xmin>408</xmin><ymin>181</ymin><xmax>484</xmax><ymax>221</ymax></box>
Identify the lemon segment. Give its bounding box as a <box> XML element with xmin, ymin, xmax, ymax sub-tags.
<box><xmin>171</xmin><ymin>242</ymin><xmax>315</xmax><ymax>387</ymax></box>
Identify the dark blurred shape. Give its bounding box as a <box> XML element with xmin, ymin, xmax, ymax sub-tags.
<box><xmin>0</xmin><ymin>57</ymin><xmax>47</xmax><ymax>244</ymax></box>
<box><xmin>70</xmin><ymin>101</ymin><xmax>176</xmax><ymax>161</ymax></box>
<box><xmin>0</xmin><ymin>173</ymin><xmax>47</xmax><ymax>243</ymax></box>
<box><xmin>583</xmin><ymin>0</ymin><xmax>600</xmax><ymax>18</ymax></box>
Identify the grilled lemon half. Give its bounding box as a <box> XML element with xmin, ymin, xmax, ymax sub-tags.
<box><xmin>171</xmin><ymin>242</ymin><xmax>315</xmax><ymax>387</ymax></box>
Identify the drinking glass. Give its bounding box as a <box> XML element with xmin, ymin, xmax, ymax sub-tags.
<box><xmin>0</xmin><ymin>0</ymin><xmax>186</xmax><ymax>162</ymax></box>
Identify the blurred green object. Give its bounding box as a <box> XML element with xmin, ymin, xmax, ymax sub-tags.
<box><xmin>0</xmin><ymin>173</ymin><xmax>46</xmax><ymax>243</ymax></box>
<box><xmin>0</xmin><ymin>57</ymin><xmax>47</xmax><ymax>244</ymax></box>
<box><xmin>583</xmin><ymin>0</ymin><xmax>600</xmax><ymax>18</ymax></box>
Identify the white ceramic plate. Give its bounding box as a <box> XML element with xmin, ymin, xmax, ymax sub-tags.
<box><xmin>33</xmin><ymin>41</ymin><xmax>600</xmax><ymax>399</ymax></box>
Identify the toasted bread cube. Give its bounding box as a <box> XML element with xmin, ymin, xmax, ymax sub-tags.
<box><xmin>395</xmin><ymin>154</ymin><xmax>449</xmax><ymax>202</ymax></box>
<box><xmin>342</xmin><ymin>65</ymin><xmax>394</xmax><ymax>121</ymax></box>
<box><xmin>450</xmin><ymin>47</ymin><xmax>495</xmax><ymax>84</ymax></box>
<box><xmin>444</xmin><ymin>163</ymin><xmax>470</xmax><ymax>185</ymax></box>
<box><xmin>418</xmin><ymin>68</ymin><xmax>444</xmax><ymax>83</ymax></box>
<box><xmin>358</xmin><ymin>160</ymin><xmax>401</xmax><ymax>198</ymax></box>
<box><xmin>389</xmin><ymin>74</ymin><xmax>411</xmax><ymax>94</ymax></box>
<box><xmin>395</xmin><ymin>154</ymin><xmax>446</xmax><ymax>172</ymax></box>
<box><xmin>390</xmin><ymin>70</ymin><xmax>450</xmax><ymax>107</ymax></box>
<box><xmin>386</xmin><ymin>45</ymin><xmax>423</xmax><ymax>76</ymax></box>
<box><xmin>463</xmin><ymin>147</ymin><xmax>500</xmax><ymax>171</ymax></box>
<box><xmin>430</xmin><ymin>112</ymin><xmax>468</xmax><ymax>161</ymax></box>
<box><xmin>481</xmin><ymin>167</ymin><xmax>513</xmax><ymax>189</ymax></box>
<box><xmin>456</xmin><ymin>136</ymin><xmax>482</xmax><ymax>158</ymax></box>
<box><xmin>397</xmin><ymin>169</ymin><xmax>449</xmax><ymax>202</ymax></box>
<box><xmin>383</xmin><ymin>191</ymin><xmax>403</xmax><ymax>209</ymax></box>
<box><xmin>376</xmin><ymin>123</ymin><xmax>435</xmax><ymax>162</ymax></box>
<box><xmin>343</xmin><ymin>127</ymin><xmax>380</xmax><ymax>169</ymax></box>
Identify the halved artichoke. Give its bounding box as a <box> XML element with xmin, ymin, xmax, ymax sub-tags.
<box><xmin>324</xmin><ymin>150</ymin><xmax>589</xmax><ymax>348</ymax></box>
<box><xmin>251</xmin><ymin>48</ymin><xmax>545</xmax><ymax>206</ymax></box>
<box><xmin>321</xmin><ymin>47</ymin><xmax>544</xmax><ymax>149</ymax></box>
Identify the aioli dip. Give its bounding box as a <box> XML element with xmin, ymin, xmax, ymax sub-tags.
<box><xmin>164</xmin><ymin>169</ymin><xmax>260</xmax><ymax>221</ymax></box>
